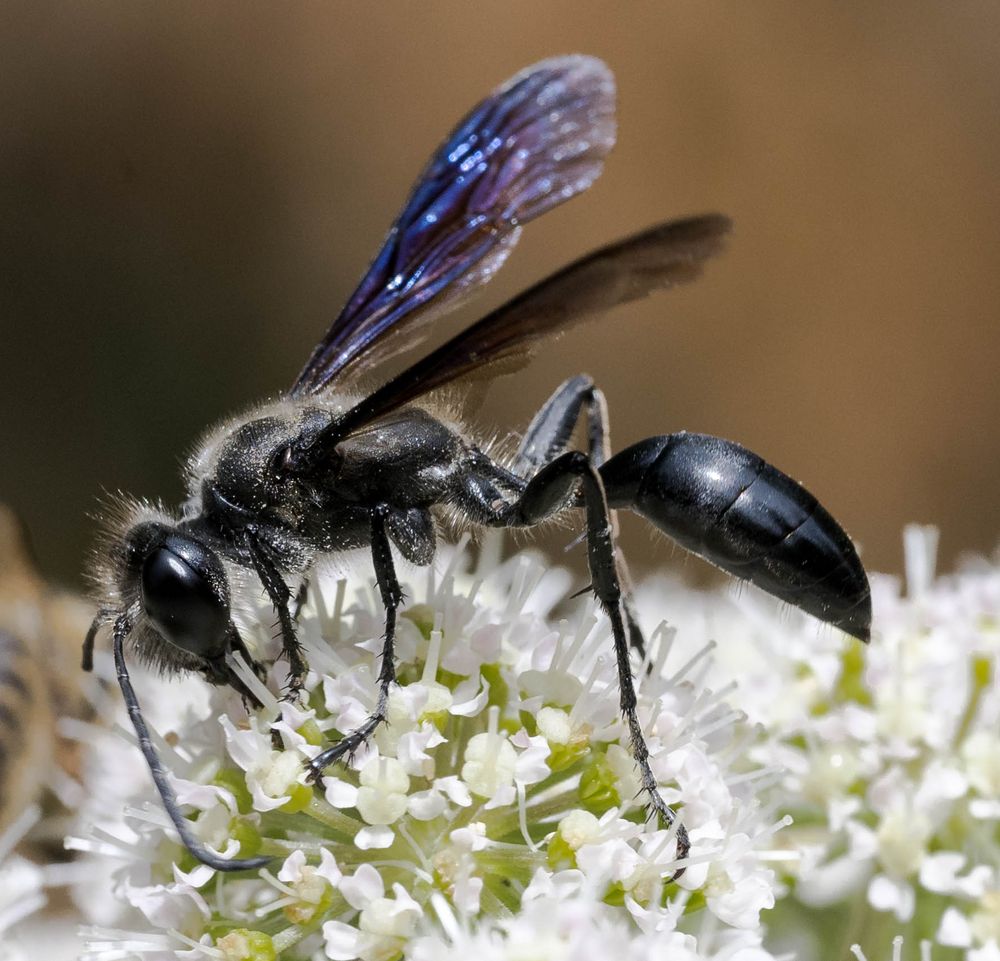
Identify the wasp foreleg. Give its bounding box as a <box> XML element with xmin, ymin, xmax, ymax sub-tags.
<box><xmin>307</xmin><ymin>504</ymin><xmax>401</xmax><ymax>779</ymax></box>
<box><xmin>244</xmin><ymin>534</ymin><xmax>308</xmax><ymax>698</ymax></box>
<box><xmin>113</xmin><ymin>612</ymin><xmax>272</xmax><ymax>872</ymax></box>
<box><xmin>292</xmin><ymin>581</ymin><xmax>309</xmax><ymax>622</ymax></box>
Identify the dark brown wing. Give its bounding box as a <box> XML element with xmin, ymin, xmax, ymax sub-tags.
<box><xmin>324</xmin><ymin>214</ymin><xmax>731</xmax><ymax>443</ymax></box>
<box><xmin>291</xmin><ymin>56</ymin><xmax>616</xmax><ymax>397</ymax></box>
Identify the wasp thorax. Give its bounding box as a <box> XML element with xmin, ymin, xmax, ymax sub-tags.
<box><xmin>210</xmin><ymin>416</ymin><xmax>291</xmax><ymax>513</ymax></box>
<box><xmin>139</xmin><ymin>534</ymin><xmax>230</xmax><ymax>661</ymax></box>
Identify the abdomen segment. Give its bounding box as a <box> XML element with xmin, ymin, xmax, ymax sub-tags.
<box><xmin>600</xmin><ymin>432</ymin><xmax>871</xmax><ymax>641</ymax></box>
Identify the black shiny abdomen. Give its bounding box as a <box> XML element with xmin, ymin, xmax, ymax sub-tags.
<box><xmin>601</xmin><ymin>432</ymin><xmax>871</xmax><ymax>641</ymax></box>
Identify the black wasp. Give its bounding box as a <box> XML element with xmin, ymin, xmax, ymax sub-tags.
<box><xmin>84</xmin><ymin>56</ymin><xmax>871</xmax><ymax>873</ymax></box>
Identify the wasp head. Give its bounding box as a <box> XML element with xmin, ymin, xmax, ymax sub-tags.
<box><xmin>86</xmin><ymin>505</ymin><xmax>261</xmax><ymax>694</ymax></box>
<box><xmin>85</xmin><ymin>507</ymin><xmax>272</xmax><ymax>873</ymax></box>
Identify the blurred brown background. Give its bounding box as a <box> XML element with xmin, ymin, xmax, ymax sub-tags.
<box><xmin>2</xmin><ymin>1</ymin><xmax>999</xmax><ymax>591</ymax></box>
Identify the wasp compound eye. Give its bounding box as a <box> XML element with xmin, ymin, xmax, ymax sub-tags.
<box><xmin>140</xmin><ymin>546</ymin><xmax>229</xmax><ymax>659</ymax></box>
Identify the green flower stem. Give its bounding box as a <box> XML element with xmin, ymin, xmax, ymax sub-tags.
<box><xmin>835</xmin><ymin>885</ymin><xmax>902</xmax><ymax>961</ymax></box>
<box><xmin>302</xmin><ymin>795</ymin><xmax>365</xmax><ymax>836</ymax></box>
<box><xmin>271</xmin><ymin>916</ymin><xmax>331</xmax><ymax>955</ymax></box>
<box><xmin>909</xmin><ymin>887</ymin><xmax>956</xmax><ymax>960</ymax></box>
<box><xmin>835</xmin><ymin>885</ymin><xmax>870</xmax><ymax>961</ymax></box>
<box><xmin>477</xmin><ymin>845</ymin><xmax>547</xmax><ymax>870</ymax></box>
<box><xmin>953</xmin><ymin>654</ymin><xmax>992</xmax><ymax>749</ymax></box>
<box><xmin>481</xmin><ymin>870</ymin><xmax>524</xmax><ymax>914</ymax></box>
<box><xmin>486</xmin><ymin>787</ymin><xmax>580</xmax><ymax>840</ymax></box>
<box><xmin>270</xmin><ymin>925</ymin><xmax>305</xmax><ymax>954</ymax></box>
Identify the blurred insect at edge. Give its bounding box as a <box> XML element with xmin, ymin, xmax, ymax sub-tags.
<box><xmin>83</xmin><ymin>57</ymin><xmax>872</xmax><ymax>874</ymax></box>
<box><xmin>0</xmin><ymin>505</ymin><xmax>94</xmax><ymax>851</ymax></box>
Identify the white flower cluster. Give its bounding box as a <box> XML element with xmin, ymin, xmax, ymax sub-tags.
<box><xmin>0</xmin><ymin>807</ymin><xmax>46</xmax><ymax>961</ymax></box>
<box><xmin>75</xmin><ymin>539</ymin><xmax>784</xmax><ymax>961</ymax></box>
<box><xmin>70</xmin><ymin>526</ymin><xmax>1000</xmax><ymax>961</ymax></box>
<box><xmin>648</xmin><ymin>526</ymin><xmax>1000</xmax><ymax>961</ymax></box>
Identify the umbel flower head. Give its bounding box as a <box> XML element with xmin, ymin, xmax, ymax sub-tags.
<box><xmin>74</xmin><ymin>537</ymin><xmax>783</xmax><ymax>961</ymax></box>
<box><xmin>654</xmin><ymin>525</ymin><xmax>1000</xmax><ymax>961</ymax></box>
<box><xmin>0</xmin><ymin>806</ymin><xmax>47</xmax><ymax>961</ymax></box>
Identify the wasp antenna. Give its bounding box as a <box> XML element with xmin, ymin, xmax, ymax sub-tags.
<box><xmin>84</xmin><ymin>606</ymin><xmax>124</xmax><ymax>671</ymax></box>
<box><xmin>82</xmin><ymin>616</ymin><xmax>101</xmax><ymax>672</ymax></box>
<box><xmin>112</xmin><ymin>616</ymin><xmax>271</xmax><ymax>873</ymax></box>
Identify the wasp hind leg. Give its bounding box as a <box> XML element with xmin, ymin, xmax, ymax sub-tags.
<box><xmin>457</xmin><ymin>448</ymin><xmax>689</xmax><ymax>877</ymax></box>
<box><xmin>307</xmin><ymin>504</ymin><xmax>403</xmax><ymax>778</ymax></box>
<box><xmin>516</xmin><ymin>375</ymin><xmax>647</xmax><ymax>658</ymax></box>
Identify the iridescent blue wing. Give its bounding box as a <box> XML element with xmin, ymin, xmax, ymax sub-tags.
<box><xmin>321</xmin><ymin>215</ymin><xmax>732</xmax><ymax>443</ymax></box>
<box><xmin>291</xmin><ymin>56</ymin><xmax>616</xmax><ymax>397</ymax></box>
